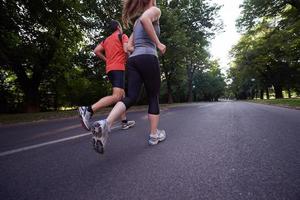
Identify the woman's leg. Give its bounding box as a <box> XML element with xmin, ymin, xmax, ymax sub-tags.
<box><xmin>120</xmin><ymin>112</ymin><xmax>127</xmax><ymax>121</ymax></box>
<box><xmin>106</xmin><ymin>101</ymin><xmax>127</xmax><ymax>128</ymax></box>
<box><xmin>135</xmin><ymin>55</ymin><xmax>161</xmax><ymax>135</ymax></box>
<box><xmin>120</xmin><ymin>92</ymin><xmax>127</xmax><ymax>121</ymax></box>
<box><xmin>106</xmin><ymin>57</ymin><xmax>143</xmax><ymax>129</ymax></box>
<box><xmin>148</xmin><ymin>114</ymin><xmax>159</xmax><ymax>135</ymax></box>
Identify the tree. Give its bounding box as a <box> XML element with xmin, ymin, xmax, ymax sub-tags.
<box><xmin>229</xmin><ymin>14</ymin><xmax>300</xmax><ymax>99</ymax></box>
<box><xmin>158</xmin><ymin>0</ymin><xmax>188</xmax><ymax>103</ymax></box>
<box><xmin>0</xmin><ymin>0</ymin><xmax>86</xmax><ymax>112</ymax></box>
<box><xmin>0</xmin><ymin>0</ymin><xmax>226</xmax><ymax>112</ymax></box>
<box><xmin>158</xmin><ymin>0</ymin><xmax>222</xmax><ymax>103</ymax></box>
<box><xmin>179</xmin><ymin>0</ymin><xmax>221</xmax><ymax>102</ymax></box>
<box><xmin>237</xmin><ymin>0</ymin><xmax>300</xmax><ymax>31</ymax></box>
<box><xmin>193</xmin><ymin>60</ymin><xmax>226</xmax><ymax>101</ymax></box>
<box><xmin>232</xmin><ymin>0</ymin><xmax>300</xmax><ymax>99</ymax></box>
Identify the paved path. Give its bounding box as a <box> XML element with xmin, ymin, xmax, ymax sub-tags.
<box><xmin>0</xmin><ymin>102</ymin><xmax>299</xmax><ymax>200</ymax></box>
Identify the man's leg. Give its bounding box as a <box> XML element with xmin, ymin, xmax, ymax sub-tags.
<box><xmin>91</xmin><ymin>88</ymin><xmax>124</xmax><ymax>112</ymax></box>
<box><xmin>120</xmin><ymin>112</ymin><xmax>136</xmax><ymax>130</ymax></box>
<box><xmin>79</xmin><ymin>88</ymin><xmax>124</xmax><ymax>131</ymax></box>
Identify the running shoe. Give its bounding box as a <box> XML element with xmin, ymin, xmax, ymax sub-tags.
<box><xmin>148</xmin><ymin>129</ymin><xmax>166</xmax><ymax>145</ymax></box>
<box><xmin>121</xmin><ymin>120</ymin><xmax>136</xmax><ymax>130</ymax></box>
<box><xmin>91</xmin><ymin>119</ymin><xmax>109</xmax><ymax>154</ymax></box>
<box><xmin>78</xmin><ymin>106</ymin><xmax>92</xmax><ymax>131</ymax></box>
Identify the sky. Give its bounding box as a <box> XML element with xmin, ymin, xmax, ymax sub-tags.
<box><xmin>209</xmin><ymin>0</ymin><xmax>243</xmax><ymax>74</ymax></box>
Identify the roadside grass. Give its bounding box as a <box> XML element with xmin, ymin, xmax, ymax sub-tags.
<box><xmin>0</xmin><ymin>109</ymin><xmax>79</xmax><ymax>125</ymax></box>
<box><xmin>249</xmin><ymin>98</ymin><xmax>300</xmax><ymax>109</ymax></box>
<box><xmin>0</xmin><ymin>102</ymin><xmax>202</xmax><ymax>125</ymax></box>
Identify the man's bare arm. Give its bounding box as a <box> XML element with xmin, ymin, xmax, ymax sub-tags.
<box><xmin>94</xmin><ymin>44</ymin><xmax>106</xmax><ymax>62</ymax></box>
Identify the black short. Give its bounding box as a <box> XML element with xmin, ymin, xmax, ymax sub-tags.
<box><xmin>107</xmin><ymin>70</ymin><xmax>125</xmax><ymax>89</ymax></box>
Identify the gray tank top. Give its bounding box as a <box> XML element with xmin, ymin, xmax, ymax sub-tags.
<box><xmin>130</xmin><ymin>19</ymin><xmax>160</xmax><ymax>58</ymax></box>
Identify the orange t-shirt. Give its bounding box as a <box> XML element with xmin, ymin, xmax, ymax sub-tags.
<box><xmin>100</xmin><ymin>31</ymin><xmax>128</xmax><ymax>73</ymax></box>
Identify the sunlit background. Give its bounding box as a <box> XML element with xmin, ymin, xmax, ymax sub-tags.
<box><xmin>209</xmin><ymin>0</ymin><xmax>242</xmax><ymax>74</ymax></box>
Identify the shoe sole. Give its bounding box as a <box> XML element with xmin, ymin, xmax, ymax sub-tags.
<box><xmin>78</xmin><ymin>108</ymin><xmax>90</xmax><ymax>131</ymax></box>
<box><xmin>148</xmin><ymin>140</ymin><xmax>159</xmax><ymax>145</ymax></box>
<box><xmin>92</xmin><ymin>137</ymin><xmax>104</xmax><ymax>154</ymax></box>
<box><xmin>92</xmin><ymin>122</ymin><xmax>103</xmax><ymax>138</ymax></box>
<box><xmin>91</xmin><ymin>123</ymin><xmax>104</xmax><ymax>154</ymax></box>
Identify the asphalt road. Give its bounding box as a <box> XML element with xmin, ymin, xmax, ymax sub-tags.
<box><xmin>0</xmin><ymin>101</ymin><xmax>300</xmax><ymax>200</ymax></box>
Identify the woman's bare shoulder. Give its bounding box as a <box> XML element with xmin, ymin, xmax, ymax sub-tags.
<box><xmin>141</xmin><ymin>6</ymin><xmax>161</xmax><ymax>21</ymax></box>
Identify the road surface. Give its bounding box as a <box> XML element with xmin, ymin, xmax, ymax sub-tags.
<box><xmin>0</xmin><ymin>101</ymin><xmax>300</xmax><ymax>200</ymax></box>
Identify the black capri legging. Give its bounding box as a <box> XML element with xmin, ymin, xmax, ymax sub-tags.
<box><xmin>122</xmin><ymin>54</ymin><xmax>160</xmax><ymax>115</ymax></box>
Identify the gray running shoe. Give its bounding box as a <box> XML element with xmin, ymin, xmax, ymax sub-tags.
<box><xmin>91</xmin><ymin>119</ymin><xmax>109</xmax><ymax>154</ymax></box>
<box><xmin>121</xmin><ymin>120</ymin><xmax>136</xmax><ymax>130</ymax></box>
<box><xmin>148</xmin><ymin>129</ymin><xmax>166</xmax><ymax>145</ymax></box>
<box><xmin>78</xmin><ymin>106</ymin><xmax>92</xmax><ymax>131</ymax></box>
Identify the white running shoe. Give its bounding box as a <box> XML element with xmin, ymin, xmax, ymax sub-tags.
<box><xmin>91</xmin><ymin>119</ymin><xmax>109</xmax><ymax>154</ymax></box>
<box><xmin>148</xmin><ymin>129</ymin><xmax>166</xmax><ymax>145</ymax></box>
<box><xmin>78</xmin><ymin>106</ymin><xmax>92</xmax><ymax>131</ymax></box>
<box><xmin>121</xmin><ymin>120</ymin><xmax>136</xmax><ymax>130</ymax></box>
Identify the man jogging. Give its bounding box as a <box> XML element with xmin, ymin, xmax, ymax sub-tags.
<box><xmin>78</xmin><ymin>20</ymin><xmax>135</xmax><ymax>132</ymax></box>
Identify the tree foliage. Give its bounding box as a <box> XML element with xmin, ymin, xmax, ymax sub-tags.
<box><xmin>0</xmin><ymin>0</ymin><xmax>226</xmax><ymax>113</ymax></box>
<box><xmin>158</xmin><ymin>0</ymin><xmax>222</xmax><ymax>103</ymax></box>
<box><xmin>237</xmin><ymin>0</ymin><xmax>300</xmax><ymax>31</ymax></box>
<box><xmin>0</xmin><ymin>0</ymin><xmax>88</xmax><ymax>112</ymax></box>
<box><xmin>230</xmin><ymin>1</ymin><xmax>300</xmax><ymax>99</ymax></box>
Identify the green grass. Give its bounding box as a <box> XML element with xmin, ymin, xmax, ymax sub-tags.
<box><xmin>0</xmin><ymin>110</ymin><xmax>78</xmax><ymax>125</ymax></box>
<box><xmin>0</xmin><ymin>107</ymin><xmax>121</xmax><ymax>125</ymax></box>
<box><xmin>0</xmin><ymin>102</ymin><xmax>202</xmax><ymax>125</ymax></box>
<box><xmin>250</xmin><ymin>98</ymin><xmax>300</xmax><ymax>109</ymax></box>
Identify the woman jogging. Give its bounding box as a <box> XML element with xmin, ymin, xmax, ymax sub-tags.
<box><xmin>78</xmin><ymin>20</ymin><xmax>135</xmax><ymax>132</ymax></box>
<box><xmin>91</xmin><ymin>0</ymin><xmax>167</xmax><ymax>154</ymax></box>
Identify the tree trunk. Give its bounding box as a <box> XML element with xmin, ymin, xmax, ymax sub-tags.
<box><xmin>168</xmin><ymin>93</ymin><xmax>173</xmax><ymax>104</ymax></box>
<box><xmin>166</xmin><ymin>80</ymin><xmax>173</xmax><ymax>104</ymax></box>
<box><xmin>265</xmin><ymin>87</ymin><xmax>270</xmax><ymax>99</ymax></box>
<box><xmin>0</xmin><ymin>91</ymin><xmax>8</xmax><ymax>113</ymax></box>
<box><xmin>186</xmin><ymin>60</ymin><xmax>195</xmax><ymax>102</ymax></box>
<box><xmin>161</xmin><ymin>56</ymin><xmax>173</xmax><ymax>104</ymax></box>
<box><xmin>274</xmin><ymin>85</ymin><xmax>283</xmax><ymax>99</ymax></box>
<box><xmin>250</xmin><ymin>89</ymin><xmax>255</xmax><ymax>99</ymax></box>
<box><xmin>287</xmin><ymin>88</ymin><xmax>292</xmax><ymax>98</ymax></box>
<box><xmin>23</xmin><ymin>86</ymin><xmax>40</xmax><ymax>112</ymax></box>
<box><xmin>287</xmin><ymin>0</ymin><xmax>300</xmax><ymax>12</ymax></box>
<box><xmin>12</xmin><ymin>64</ymin><xmax>41</xmax><ymax>112</ymax></box>
<box><xmin>260</xmin><ymin>89</ymin><xmax>264</xmax><ymax>99</ymax></box>
<box><xmin>187</xmin><ymin>80</ymin><xmax>193</xmax><ymax>102</ymax></box>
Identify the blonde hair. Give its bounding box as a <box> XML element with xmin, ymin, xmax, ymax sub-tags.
<box><xmin>122</xmin><ymin>0</ymin><xmax>151</xmax><ymax>28</ymax></box>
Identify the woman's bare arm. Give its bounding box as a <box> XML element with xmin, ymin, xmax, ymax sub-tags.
<box><xmin>140</xmin><ymin>6</ymin><xmax>166</xmax><ymax>54</ymax></box>
<box><xmin>127</xmin><ymin>33</ymin><xmax>135</xmax><ymax>53</ymax></box>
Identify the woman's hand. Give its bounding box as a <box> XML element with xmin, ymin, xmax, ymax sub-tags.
<box><xmin>127</xmin><ymin>45</ymin><xmax>135</xmax><ymax>53</ymax></box>
<box><xmin>157</xmin><ymin>42</ymin><xmax>166</xmax><ymax>54</ymax></box>
<box><xmin>126</xmin><ymin>33</ymin><xmax>135</xmax><ymax>53</ymax></box>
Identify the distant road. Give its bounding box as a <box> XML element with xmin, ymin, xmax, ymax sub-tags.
<box><xmin>1</xmin><ymin>102</ymin><xmax>299</xmax><ymax>200</ymax></box>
